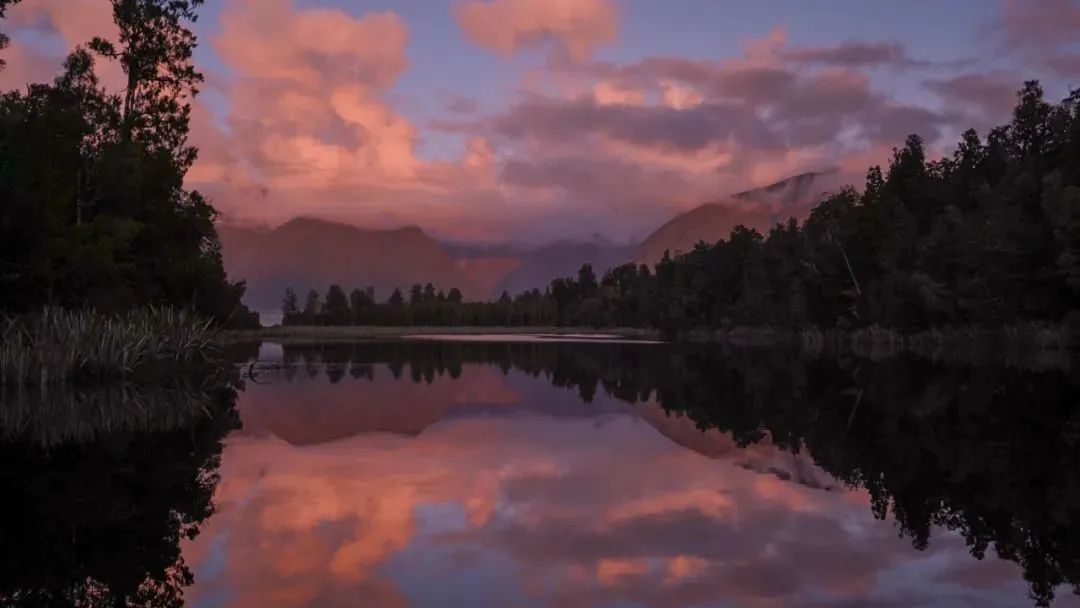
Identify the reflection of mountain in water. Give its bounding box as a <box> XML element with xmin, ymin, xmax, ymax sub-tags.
<box><xmin>240</xmin><ymin>347</ymin><xmax>838</xmax><ymax>494</ymax></box>
<box><xmin>240</xmin><ymin>340</ymin><xmax>1080</xmax><ymax>606</ymax></box>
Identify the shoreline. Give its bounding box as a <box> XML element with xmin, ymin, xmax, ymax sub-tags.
<box><xmin>220</xmin><ymin>325</ymin><xmax>662</xmax><ymax>343</ymax></box>
<box><xmin>218</xmin><ymin>323</ymin><xmax>1075</xmax><ymax>367</ymax></box>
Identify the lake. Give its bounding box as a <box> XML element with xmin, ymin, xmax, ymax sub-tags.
<box><xmin>2</xmin><ymin>338</ymin><xmax>1079</xmax><ymax>607</ymax></box>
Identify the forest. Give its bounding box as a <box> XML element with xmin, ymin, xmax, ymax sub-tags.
<box><xmin>0</xmin><ymin>0</ymin><xmax>259</xmax><ymax>328</ymax></box>
<box><xmin>286</xmin><ymin>81</ymin><xmax>1080</xmax><ymax>335</ymax></box>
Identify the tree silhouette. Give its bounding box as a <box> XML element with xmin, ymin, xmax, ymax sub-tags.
<box><xmin>0</xmin><ymin>0</ymin><xmax>257</xmax><ymax>326</ymax></box>
<box><xmin>323</xmin><ymin>284</ymin><xmax>350</xmax><ymax>326</ymax></box>
<box><xmin>281</xmin><ymin>287</ymin><xmax>300</xmax><ymax>325</ymax></box>
<box><xmin>301</xmin><ymin>289</ymin><xmax>320</xmax><ymax>325</ymax></box>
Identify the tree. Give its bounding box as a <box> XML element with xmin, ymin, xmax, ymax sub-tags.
<box><xmin>323</xmin><ymin>284</ymin><xmax>350</xmax><ymax>325</ymax></box>
<box><xmin>388</xmin><ymin>288</ymin><xmax>405</xmax><ymax>307</ymax></box>
<box><xmin>302</xmin><ymin>289</ymin><xmax>320</xmax><ymax>325</ymax></box>
<box><xmin>349</xmin><ymin>287</ymin><xmax>374</xmax><ymax>325</ymax></box>
<box><xmin>89</xmin><ymin>0</ymin><xmax>205</xmax><ymax>152</ymax></box>
<box><xmin>0</xmin><ymin>0</ymin><xmax>256</xmax><ymax>326</ymax></box>
<box><xmin>282</xmin><ymin>287</ymin><xmax>300</xmax><ymax>326</ymax></box>
<box><xmin>578</xmin><ymin>264</ymin><xmax>598</xmax><ymax>294</ymax></box>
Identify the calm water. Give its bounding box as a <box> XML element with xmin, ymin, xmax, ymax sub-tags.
<box><xmin>3</xmin><ymin>339</ymin><xmax>1080</xmax><ymax>607</ymax></box>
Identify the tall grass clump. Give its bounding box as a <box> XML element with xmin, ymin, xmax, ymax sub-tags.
<box><xmin>0</xmin><ymin>307</ymin><xmax>217</xmax><ymax>387</ymax></box>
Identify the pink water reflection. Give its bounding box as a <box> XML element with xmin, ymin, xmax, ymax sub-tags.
<box><xmin>183</xmin><ymin>365</ymin><xmax>1059</xmax><ymax>608</ymax></box>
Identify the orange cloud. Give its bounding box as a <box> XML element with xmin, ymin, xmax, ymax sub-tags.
<box><xmin>454</xmin><ymin>0</ymin><xmax>618</xmax><ymax>61</ymax></box>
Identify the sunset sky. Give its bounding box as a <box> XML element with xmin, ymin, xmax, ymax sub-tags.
<box><xmin>3</xmin><ymin>0</ymin><xmax>1079</xmax><ymax>243</ymax></box>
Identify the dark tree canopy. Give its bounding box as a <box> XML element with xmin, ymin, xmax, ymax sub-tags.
<box><xmin>0</xmin><ymin>0</ymin><xmax>257</xmax><ymax>327</ymax></box>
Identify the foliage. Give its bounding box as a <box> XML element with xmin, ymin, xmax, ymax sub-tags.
<box><xmin>0</xmin><ymin>1</ymin><xmax>258</xmax><ymax>327</ymax></box>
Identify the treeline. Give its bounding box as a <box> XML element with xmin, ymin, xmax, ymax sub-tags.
<box><xmin>0</xmin><ymin>1</ymin><xmax>259</xmax><ymax>328</ymax></box>
<box><xmin>284</xmin><ymin>81</ymin><xmax>1080</xmax><ymax>334</ymax></box>
<box><xmin>281</xmin><ymin>277</ymin><xmax>575</xmax><ymax>327</ymax></box>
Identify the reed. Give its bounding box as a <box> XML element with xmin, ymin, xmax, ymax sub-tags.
<box><xmin>0</xmin><ymin>307</ymin><xmax>217</xmax><ymax>386</ymax></box>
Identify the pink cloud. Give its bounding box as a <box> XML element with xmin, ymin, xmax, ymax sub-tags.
<box><xmin>453</xmin><ymin>0</ymin><xmax>618</xmax><ymax>61</ymax></box>
<box><xmin>0</xmin><ymin>3</ymin><xmax>1042</xmax><ymax>246</ymax></box>
<box><xmin>0</xmin><ymin>0</ymin><xmax>123</xmax><ymax>89</ymax></box>
<box><xmin>6</xmin><ymin>0</ymin><xmax>117</xmax><ymax>50</ymax></box>
<box><xmin>999</xmin><ymin>0</ymin><xmax>1080</xmax><ymax>50</ymax></box>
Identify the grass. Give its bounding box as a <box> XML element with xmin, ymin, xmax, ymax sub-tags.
<box><xmin>0</xmin><ymin>307</ymin><xmax>218</xmax><ymax>387</ymax></box>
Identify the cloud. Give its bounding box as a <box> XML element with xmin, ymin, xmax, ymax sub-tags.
<box><xmin>993</xmin><ymin>0</ymin><xmax>1080</xmax><ymax>84</ymax></box>
<box><xmin>1046</xmin><ymin>52</ymin><xmax>1080</xmax><ymax>79</ymax></box>
<box><xmin>5</xmin><ymin>0</ymin><xmax>117</xmax><ymax>50</ymax></box>
<box><xmin>484</xmin><ymin>49</ymin><xmax>953</xmax><ymax>219</ymax></box>
<box><xmin>998</xmin><ymin>0</ymin><xmax>1080</xmax><ymax>51</ymax></box>
<box><xmin>190</xmin><ymin>0</ymin><xmax>511</xmax><ymax>237</ymax></box>
<box><xmin>453</xmin><ymin>0</ymin><xmax>618</xmax><ymax>61</ymax></box>
<box><xmin>443</xmin><ymin>94</ymin><xmax>480</xmax><ymax>115</ymax></box>
<box><xmin>0</xmin><ymin>2</ymin><xmax>1043</xmax><ymax>246</ymax></box>
<box><xmin>781</xmin><ymin>41</ymin><xmax>929</xmax><ymax>69</ymax></box>
<box><xmin>924</xmin><ymin>71</ymin><xmax>1020</xmax><ymax>126</ymax></box>
<box><xmin>0</xmin><ymin>0</ymin><xmax>123</xmax><ymax>89</ymax></box>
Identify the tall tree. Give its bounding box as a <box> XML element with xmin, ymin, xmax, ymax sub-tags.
<box><xmin>0</xmin><ymin>0</ymin><xmax>256</xmax><ymax>326</ymax></box>
<box><xmin>281</xmin><ymin>287</ymin><xmax>300</xmax><ymax>325</ymax></box>
<box><xmin>302</xmin><ymin>289</ymin><xmax>320</xmax><ymax>325</ymax></box>
<box><xmin>388</xmin><ymin>288</ymin><xmax>405</xmax><ymax>307</ymax></box>
<box><xmin>89</xmin><ymin>0</ymin><xmax>204</xmax><ymax>153</ymax></box>
<box><xmin>323</xmin><ymin>284</ymin><xmax>350</xmax><ymax>326</ymax></box>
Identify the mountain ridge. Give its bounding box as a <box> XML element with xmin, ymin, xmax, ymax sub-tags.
<box><xmin>218</xmin><ymin>170</ymin><xmax>850</xmax><ymax>313</ymax></box>
<box><xmin>633</xmin><ymin>169</ymin><xmax>846</xmax><ymax>265</ymax></box>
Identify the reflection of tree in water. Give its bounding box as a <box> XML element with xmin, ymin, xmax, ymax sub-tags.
<box><xmin>0</xmin><ymin>380</ymin><xmax>241</xmax><ymax>607</ymax></box>
<box><xmin>282</xmin><ymin>341</ymin><xmax>1080</xmax><ymax>606</ymax></box>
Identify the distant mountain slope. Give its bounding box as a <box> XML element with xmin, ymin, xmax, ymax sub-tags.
<box><xmin>634</xmin><ymin>169</ymin><xmax>845</xmax><ymax>265</ymax></box>
<box><xmin>446</xmin><ymin>240</ymin><xmax>639</xmax><ymax>296</ymax></box>
<box><xmin>732</xmin><ymin>168</ymin><xmax>842</xmax><ymax>208</ymax></box>
<box><xmin>633</xmin><ymin>203</ymin><xmax>775</xmax><ymax>265</ymax></box>
<box><xmin>219</xmin><ymin>217</ymin><xmax>487</xmax><ymax>314</ymax></box>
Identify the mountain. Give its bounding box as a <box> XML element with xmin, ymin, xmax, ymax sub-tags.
<box><xmin>219</xmin><ymin>170</ymin><xmax>847</xmax><ymax>315</ymax></box>
<box><xmin>219</xmin><ymin>217</ymin><xmax>488</xmax><ymax>317</ymax></box>
<box><xmin>633</xmin><ymin>203</ymin><xmax>775</xmax><ymax>266</ymax></box>
<box><xmin>445</xmin><ymin>240</ymin><xmax>638</xmax><ymax>296</ymax></box>
<box><xmin>732</xmin><ymin>168</ymin><xmax>842</xmax><ymax>208</ymax></box>
<box><xmin>634</xmin><ymin>169</ymin><xmax>845</xmax><ymax>265</ymax></box>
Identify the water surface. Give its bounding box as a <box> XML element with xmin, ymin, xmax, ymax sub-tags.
<box><xmin>3</xmin><ymin>340</ymin><xmax>1079</xmax><ymax>607</ymax></box>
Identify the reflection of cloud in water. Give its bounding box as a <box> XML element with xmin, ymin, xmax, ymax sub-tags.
<box><xmin>184</xmin><ymin>366</ymin><xmax>1043</xmax><ymax>607</ymax></box>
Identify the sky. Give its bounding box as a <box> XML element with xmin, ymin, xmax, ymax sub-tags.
<box><xmin>2</xmin><ymin>0</ymin><xmax>1080</xmax><ymax>244</ymax></box>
